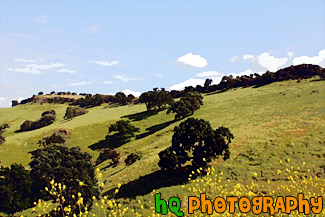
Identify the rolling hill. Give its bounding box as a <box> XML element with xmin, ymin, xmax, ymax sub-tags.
<box><xmin>0</xmin><ymin>76</ymin><xmax>324</xmax><ymax>216</ymax></box>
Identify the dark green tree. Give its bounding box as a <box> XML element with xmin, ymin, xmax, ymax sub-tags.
<box><xmin>127</xmin><ymin>94</ymin><xmax>135</xmax><ymax>104</ymax></box>
<box><xmin>114</xmin><ymin>92</ymin><xmax>128</xmax><ymax>105</ymax></box>
<box><xmin>158</xmin><ymin>118</ymin><xmax>233</xmax><ymax>170</ymax></box>
<box><xmin>204</xmin><ymin>78</ymin><xmax>213</xmax><ymax>92</ymax></box>
<box><xmin>167</xmin><ymin>91</ymin><xmax>203</xmax><ymax>119</ymax></box>
<box><xmin>139</xmin><ymin>88</ymin><xmax>173</xmax><ymax>111</ymax></box>
<box><xmin>29</xmin><ymin>145</ymin><xmax>100</xmax><ymax>214</ymax></box>
<box><xmin>0</xmin><ymin>163</ymin><xmax>33</xmax><ymax>215</ymax></box>
<box><xmin>12</xmin><ymin>100</ymin><xmax>19</xmax><ymax>107</ymax></box>
<box><xmin>106</xmin><ymin>120</ymin><xmax>139</xmax><ymax>145</ymax></box>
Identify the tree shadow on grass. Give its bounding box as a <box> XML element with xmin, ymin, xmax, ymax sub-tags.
<box><xmin>88</xmin><ymin>136</ymin><xmax>125</xmax><ymax>150</ymax></box>
<box><xmin>122</xmin><ymin>110</ymin><xmax>158</xmax><ymax>121</ymax></box>
<box><xmin>89</xmin><ymin>119</ymin><xmax>178</xmax><ymax>150</ymax></box>
<box><xmin>135</xmin><ymin>119</ymin><xmax>178</xmax><ymax>140</ymax></box>
<box><xmin>104</xmin><ymin>166</ymin><xmax>193</xmax><ymax>199</ymax></box>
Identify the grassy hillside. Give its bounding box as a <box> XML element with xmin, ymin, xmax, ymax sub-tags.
<box><xmin>1</xmin><ymin>77</ymin><xmax>324</xmax><ymax>216</ymax></box>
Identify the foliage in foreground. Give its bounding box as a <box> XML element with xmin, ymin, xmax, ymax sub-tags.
<box><xmin>17</xmin><ymin>161</ymin><xmax>325</xmax><ymax>217</ymax></box>
<box><xmin>0</xmin><ymin>163</ymin><xmax>33</xmax><ymax>215</ymax></box>
<box><xmin>158</xmin><ymin>118</ymin><xmax>233</xmax><ymax>170</ymax></box>
<box><xmin>29</xmin><ymin>145</ymin><xmax>100</xmax><ymax>215</ymax></box>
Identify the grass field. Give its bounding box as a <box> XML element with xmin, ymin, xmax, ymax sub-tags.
<box><xmin>0</xmin><ymin>77</ymin><xmax>324</xmax><ymax>216</ymax></box>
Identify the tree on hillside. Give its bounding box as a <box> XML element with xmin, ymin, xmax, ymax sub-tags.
<box><xmin>29</xmin><ymin>145</ymin><xmax>100</xmax><ymax>215</ymax></box>
<box><xmin>204</xmin><ymin>78</ymin><xmax>213</xmax><ymax>90</ymax></box>
<box><xmin>106</xmin><ymin>120</ymin><xmax>140</xmax><ymax>145</ymax></box>
<box><xmin>11</xmin><ymin>100</ymin><xmax>19</xmax><ymax>107</ymax></box>
<box><xmin>127</xmin><ymin>94</ymin><xmax>135</xmax><ymax>104</ymax></box>
<box><xmin>38</xmin><ymin>129</ymin><xmax>70</xmax><ymax>147</ymax></box>
<box><xmin>113</xmin><ymin>92</ymin><xmax>128</xmax><ymax>105</ymax></box>
<box><xmin>139</xmin><ymin>88</ymin><xmax>173</xmax><ymax>111</ymax></box>
<box><xmin>167</xmin><ymin>91</ymin><xmax>203</xmax><ymax>119</ymax></box>
<box><xmin>64</xmin><ymin>106</ymin><xmax>88</xmax><ymax>120</ymax></box>
<box><xmin>74</xmin><ymin>94</ymin><xmax>104</xmax><ymax>108</ymax></box>
<box><xmin>158</xmin><ymin>118</ymin><xmax>233</xmax><ymax>170</ymax></box>
<box><xmin>0</xmin><ymin>163</ymin><xmax>33</xmax><ymax>215</ymax></box>
<box><xmin>111</xmin><ymin>92</ymin><xmax>134</xmax><ymax>105</ymax></box>
<box><xmin>20</xmin><ymin>110</ymin><xmax>56</xmax><ymax>132</ymax></box>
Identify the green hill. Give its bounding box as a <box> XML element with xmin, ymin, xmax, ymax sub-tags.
<box><xmin>0</xmin><ymin>77</ymin><xmax>324</xmax><ymax>216</ymax></box>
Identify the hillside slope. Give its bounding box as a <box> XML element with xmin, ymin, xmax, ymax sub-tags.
<box><xmin>1</xmin><ymin>77</ymin><xmax>324</xmax><ymax>216</ymax></box>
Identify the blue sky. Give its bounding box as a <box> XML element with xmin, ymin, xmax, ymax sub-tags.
<box><xmin>0</xmin><ymin>0</ymin><xmax>324</xmax><ymax>107</ymax></box>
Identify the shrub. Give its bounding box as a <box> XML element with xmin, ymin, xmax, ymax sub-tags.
<box><xmin>38</xmin><ymin>129</ymin><xmax>70</xmax><ymax>147</ymax></box>
<box><xmin>19</xmin><ymin>110</ymin><xmax>56</xmax><ymax>132</ymax></box>
<box><xmin>96</xmin><ymin>149</ymin><xmax>120</xmax><ymax>166</ymax></box>
<box><xmin>125</xmin><ymin>152</ymin><xmax>142</xmax><ymax>166</ymax></box>
<box><xmin>64</xmin><ymin>106</ymin><xmax>88</xmax><ymax>120</ymax></box>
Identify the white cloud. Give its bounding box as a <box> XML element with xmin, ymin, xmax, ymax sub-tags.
<box><xmin>210</xmin><ymin>77</ymin><xmax>223</xmax><ymax>85</ymax></box>
<box><xmin>9</xmin><ymin>63</ymin><xmax>65</xmax><ymax>74</ymax></box>
<box><xmin>122</xmin><ymin>89</ymin><xmax>141</xmax><ymax>97</ymax></box>
<box><xmin>89</xmin><ymin>60</ymin><xmax>118</xmax><ymax>66</ymax></box>
<box><xmin>57</xmin><ymin>68</ymin><xmax>77</xmax><ymax>74</ymax></box>
<box><xmin>242</xmin><ymin>54</ymin><xmax>254</xmax><ymax>61</ymax></box>
<box><xmin>257</xmin><ymin>52</ymin><xmax>288</xmax><ymax>72</ymax></box>
<box><xmin>196</xmin><ymin>71</ymin><xmax>222</xmax><ymax>77</ymax></box>
<box><xmin>34</xmin><ymin>16</ymin><xmax>48</xmax><ymax>23</ymax></box>
<box><xmin>177</xmin><ymin>53</ymin><xmax>207</xmax><ymax>68</ymax></box>
<box><xmin>87</xmin><ymin>24</ymin><xmax>103</xmax><ymax>34</ymax></box>
<box><xmin>169</xmin><ymin>78</ymin><xmax>205</xmax><ymax>90</ymax></box>
<box><xmin>231</xmin><ymin>56</ymin><xmax>239</xmax><ymax>62</ymax></box>
<box><xmin>8</xmin><ymin>67</ymin><xmax>41</xmax><ymax>74</ymax></box>
<box><xmin>69</xmin><ymin>82</ymin><xmax>92</xmax><ymax>86</ymax></box>
<box><xmin>26</xmin><ymin>63</ymin><xmax>65</xmax><ymax>70</ymax></box>
<box><xmin>287</xmin><ymin>52</ymin><xmax>293</xmax><ymax>57</ymax></box>
<box><xmin>292</xmin><ymin>49</ymin><xmax>325</xmax><ymax>66</ymax></box>
<box><xmin>114</xmin><ymin>75</ymin><xmax>142</xmax><ymax>82</ymax></box>
<box><xmin>155</xmin><ymin>74</ymin><xmax>163</xmax><ymax>78</ymax></box>
<box><xmin>102</xmin><ymin>80</ymin><xmax>114</xmax><ymax>84</ymax></box>
<box><xmin>14</xmin><ymin>58</ymin><xmax>38</xmax><ymax>63</ymax></box>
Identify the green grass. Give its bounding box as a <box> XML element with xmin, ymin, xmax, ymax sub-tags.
<box><xmin>1</xmin><ymin>78</ymin><xmax>324</xmax><ymax>216</ymax></box>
